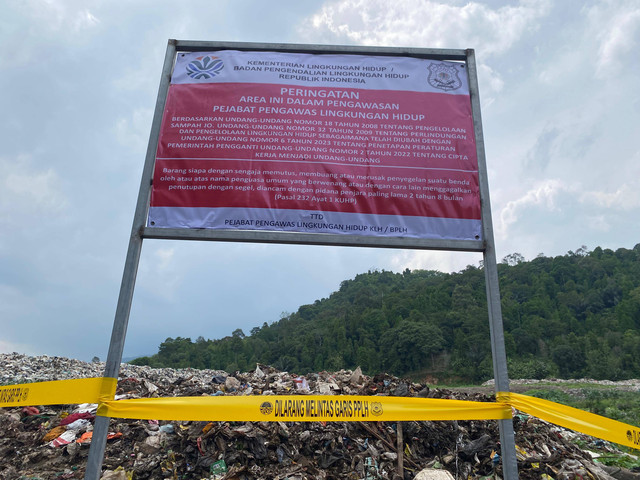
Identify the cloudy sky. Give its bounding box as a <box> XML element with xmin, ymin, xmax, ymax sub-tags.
<box><xmin>1</xmin><ymin>0</ymin><xmax>639</xmax><ymax>362</ymax></box>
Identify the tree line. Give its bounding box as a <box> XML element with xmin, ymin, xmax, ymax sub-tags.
<box><xmin>131</xmin><ymin>244</ymin><xmax>640</xmax><ymax>382</ymax></box>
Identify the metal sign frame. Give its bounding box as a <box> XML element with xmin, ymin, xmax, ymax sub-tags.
<box><xmin>85</xmin><ymin>40</ymin><xmax>517</xmax><ymax>480</ymax></box>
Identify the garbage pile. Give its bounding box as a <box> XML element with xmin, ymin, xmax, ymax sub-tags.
<box><xmin>0</xmin><ymin>353</ymin><xmax>638</xmax><ymax>480</ymax></box>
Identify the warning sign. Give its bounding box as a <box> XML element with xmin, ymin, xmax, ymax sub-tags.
<box><xmin>265</xmin><ymin>398</ymin><xmax>380</xmax><ymax>419</ymax></box>
<box><xmin>97</xmin><ymin>394</ymin><xmax>511</xmax><ymax>423</ymax></box>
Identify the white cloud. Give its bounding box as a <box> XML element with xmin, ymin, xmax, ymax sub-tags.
<box><xmin>301</xmin><ymin>0</ymin><xmax>551</xmax><ymax>55</ymax></box>
<box><xmin>389</xmin><ymin>249</ymin><xmax>482</xmax><ymax>274</ymax></box>
<box><xmin>591</xmin><ymin>3</ymin><xmax>640</xmax><ymax>78</ymax></box>
<box><xmin>21</xmin><ymin>1</ymin><xmax>100</xmax><ymax>33</ymax></box>
<box><xmin>583</xmin><ymin>214</ymin><xmax>611</xmax><ymax>233</ymax></box>
<box><xmin>495</xmin><ymin>176</ymin><xmax>640</xmax><ymax>259</ymax></box>
<box><xmin>155</xmin><ymin>247</ymin><xmax>176</xmax><ymax>271</ymax></box>
<box><xmin>499</xmin><ymin>179</ymin><xmax>571</xmax><ymax>230</ymax></box>
<box><xmin>73</xmin><ymin>9</ymin><xmax>100</xmax><ymax>30</ymax></box>
<box><xmin>114</xmin><ymin>108</ymin><xmax>153</xmax><ymax>153</ymax></box>
<box><xmin>580</xmin><ymin>182</ymin><xmax>640</xmax><ymax>211</ymax></box>
<box><xmin>478</xmin><ymin>63</ymin><xmax>504</xmax><ymax>108</ymax></box>
<box><xmin>0</xmin><ymin>155</ymin><xmax>68</xmax><ymax>227</ymax></box>
<box><xmin>0</xmin><ymin>2</ymin><xmax>102</xmax><ymax>69</ymax></box>
<box><xmin>299</xmin><ymin>0</ymin><xmax>550</xmax><ymax>114</ymax></box>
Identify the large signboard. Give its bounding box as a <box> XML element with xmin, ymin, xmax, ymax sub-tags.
<box><xmin>148</xmin><ymin>50</ymin><xmax>482</xmax><ymax>241</ymax></box>
<box><xmin>89</xmin><ymin>43</ymin><xmax>520</xmax><ymax>480</ymax></box>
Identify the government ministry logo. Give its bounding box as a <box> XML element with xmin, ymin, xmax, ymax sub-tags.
<box><xmin>427</xmin><ymin>63</ymin><xmax>463</xmax><ymax>91</ymax></box>
<box><xmin>186</xmin><ymin>55</ymin><xmax>224</xmax><ymax>79</ymax></box>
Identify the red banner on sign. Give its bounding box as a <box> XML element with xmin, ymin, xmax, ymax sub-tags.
<box><xmin>149</xmin><ymin>51</ymin><xmax>482</xmax><ymax>241</ymax></box>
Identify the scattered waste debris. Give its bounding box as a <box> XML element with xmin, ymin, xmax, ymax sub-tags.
<box><xmin>1</xmin><ymin>353</ymin><xmax>639</xmax><ymax>479</ymax></box>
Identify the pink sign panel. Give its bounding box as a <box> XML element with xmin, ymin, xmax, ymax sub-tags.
<box><xmin>149</xmin><ymin>51</ymin><xmax>482</xmax><ymax>241</ymax></box>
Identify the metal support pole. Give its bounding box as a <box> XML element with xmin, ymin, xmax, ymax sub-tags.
<box><xmin>84</xmin><ymin>232</ymin><xmax>143</xmax><ymax>480</ymax></box>
<box><xmin>484</xmin><ymin>246</ymin><xmax>519</xmax><ymax>479</ymax></box>
<box><xmin>84</xmin><ymin>40</ymin><xmax>177</xmax><ymax>480</ymax></box>
<box><xmin>466</xmin><ymin>48</ymin><xmax>519</xmax><ymax>480</ymax></box>
<box><xmin>396</xmin><ymin>422</ymin><xmax>404</xmax><ymax>479</ymax></box>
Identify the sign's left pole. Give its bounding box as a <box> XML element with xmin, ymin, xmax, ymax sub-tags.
<box><xmin>84</xmin><ymin>40</ymin><xmax>177</xmax><ymax>480</ymax></box>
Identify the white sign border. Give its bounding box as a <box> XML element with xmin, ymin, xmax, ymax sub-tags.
<box><xmin>144</xmin><ymin>41</ymin><xmax>487</xmax><ymax>251</ymax></box>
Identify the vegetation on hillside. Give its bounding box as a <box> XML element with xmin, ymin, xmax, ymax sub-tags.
<box><xmin>131</xmin><ymin>244</ymin><xmax>640</xmax><ymax>383</ymax></box>
<box><xmin>525</xmin><ymin>385</ymin><xmax>640</xmax><ymax>462</ymax></box>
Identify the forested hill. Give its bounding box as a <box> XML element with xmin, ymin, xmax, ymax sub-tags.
<box><xmin>132</xmin><ymin>244</ymin><xmax>640</xmax><ymax>382</ymax></box>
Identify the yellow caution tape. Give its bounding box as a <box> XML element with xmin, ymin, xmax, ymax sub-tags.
<box><xmin>4</xmin><ymin>376</ymin><xmax>639</xmax><ymax>451</ymax></box>
<box><xmin>498</xmin><ymin>392</ymin><xmax>640</xmax><ymax>451</ymax></box>
<box><xmin>98</xmin><ymin>395</ymin><xmax>512</xmax><ymax>422</ymax></box>
<box><xmin>0</xmin><ymin>377</ymin><xmax>116</xmax><ymax>407</ymax></box>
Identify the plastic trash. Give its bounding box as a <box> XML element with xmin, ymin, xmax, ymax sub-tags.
<box><xmin>49</xmin><ymin>430</ymin><xmax>77</xmax><ymax>448</ymax></box>
<box><xmin>414</xmin><ymin>469</ymin><xmax>455</xmax><ymax>480</ymax></box>
<box><xmin>294</xmin><ymin>376</ymin><xmax>310</xmax><ymax>391</ymax></box>
<box><xmin>209</xmin><ymin>459</ymin><xmax>228</xmax><ymax>479</ymax></box>
<box><xmin>159</xmin><ymin>424</ymin><xmax>174</xmax><ymax>434</ymax></box>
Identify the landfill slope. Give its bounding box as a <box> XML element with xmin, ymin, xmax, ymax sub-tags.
<box><xmin>0</xmin><ymin>353</ymin><xmax>637</xmax><ymax>480</ymax></box>
<box><xmin>450</xmin><ymin>378</ymin><xmax>640</xmax><ymax>396</ymax></box>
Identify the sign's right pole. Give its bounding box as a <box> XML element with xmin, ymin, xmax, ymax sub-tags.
<box><xmin>466</xmin><ymin>48</ymin><xmax>519</xmax><ymax>480</ymax></box>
